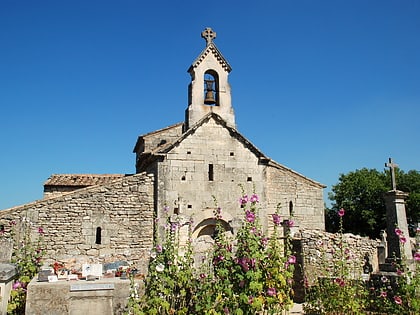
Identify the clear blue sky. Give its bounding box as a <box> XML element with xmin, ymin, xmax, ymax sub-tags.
<box><xmin>1</xmin><ymin>0</ymin><xmax>419</xmax><ymax>210</ymax></box>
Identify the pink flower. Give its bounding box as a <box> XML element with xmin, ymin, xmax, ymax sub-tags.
<box><xmin>199</xmin><ymin>273</ymin><xmax>207</xmax><ymax>279</ymax></box>
<box><xmin>245</xmin><ymin>210</ymin><xmax>255</xmax><ymax>223</ymax></box>
<box><xmin>334</xmin><ymin>277</ymin><xmax>345</xmax><ymax>287</ymax></box>
<box><xmin>414</xmin><ymin>252</ymin><xmax>420</xmax><ymax>261</ymax></box>
<box><xmin>250</xmin><ymin>194</ymin><xmax>259</xmax><ymax>203</ymax></box>
<box><xmin>38</xmin><ymin>227</ymin><xmax>44</xmax><ymax>235</ymax></box>
<box><xmin>288</xmin><ymin>255</ymin><xmax>296</xmax><ymax>264</ymax></box>
<box><xmin>338</xmin><ymin>208</ymin><xmax>345</xmax><ymax>217</ymax></box>
<box><xmin>248</xmin><ymin>296</ymin><xmax>254</xmax><ymax>304</ymax></box>
<box><xmin>156</xmin><ymin>244</ymin><xmax>163</xmax><ymax>253</ymax></box>
<box><xmin>272</xmin><ymin>213</ymin><xmax>281</xmax><ymax>226</ymax></box>
<box><xmin>395</xmin><ymin>228</ymin><xmax>402</xmax><ymax>236</ymax></box>
<box><xmin>261</xmin><ymin>237</ymin><xmax>268</xmax><ymax>247</ymax></box>
<box><xmin>380</xmin><ymin>291</ymin><xmax>387</xmax><ymax>298</ymax></box>
<box><xmin>394</xmin><ymin>296</ymin><xmax>402</xmax><ymax>305</ymax></box>
<box><xmin>400</xmin><ymin>236</ymin><xmax>407</xmax><ymax>244</ymax></box>
<box><xmin>287</xmin><ymin>220</ymin><xmax>294</xmax><ymax>227</ymax></box>
<box><xmin>12</xmin><ymin>281</ymin><xmax>22</xmax><ymax>290</ymax></box>
<box><xmin>239</xmin><ymin>195</ymin><xmax>248</xmax><ymax>205</ymax></box>
<box><xmin>267</xmin><ymin>287</ymin><xmax>276</xmax><ymax>297</ymax></box>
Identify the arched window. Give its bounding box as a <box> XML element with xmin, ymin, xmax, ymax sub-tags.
<box><xmin>289</xmin><ymin>201</ymin><xmax>294</xmax><ymax>217</ymax></box>
<box><xmin>95</xmin><ymin>227</ymin><xmax>102</xmax><ymax>245</ymax></box>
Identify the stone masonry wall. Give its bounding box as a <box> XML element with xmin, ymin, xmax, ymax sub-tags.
<box><xmin>0</xmin><ymin>173</ymin><xmax>155</xmax><ymax>274</ymax></box>
<box><xmin>295</xmin><ymin>229</ymin><xmax>380</xmax><ymax>286</ymax></box>
<box><xmin>266</xmin><ymin>165</ymin><xmax>325</xmax><ymax>230</ymax></box>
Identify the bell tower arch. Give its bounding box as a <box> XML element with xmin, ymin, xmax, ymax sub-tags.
<box><xmin>185</xmin><ymin>28</ymin><xmax>235</xmax><ymax>130</ymax></box>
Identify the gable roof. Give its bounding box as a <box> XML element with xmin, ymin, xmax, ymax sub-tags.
<box><xmin>139</xmin><ymin>112</ymin><xmax>325</xmax><ymax>188</ymax></box>
<box><xmin>188</xmin><ymin>42</ymin><xmax>232</xmax><ymax>73</ymax></box>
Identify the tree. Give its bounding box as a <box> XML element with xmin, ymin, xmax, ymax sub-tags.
<box><xmin>327</xmin><ymin>168</ymin><xmax>388</xmax><ymax>238</ymax></box>
<box><xmin>327</xmin><ymin>167</ymin><xmax>420</xmax><ymax>238</ymax></box>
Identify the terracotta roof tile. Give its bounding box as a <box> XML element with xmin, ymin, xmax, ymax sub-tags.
<box><xmin>44</xmin><ymin>174</ymin><xmax>127</xmax><ymax>187</ymax></box>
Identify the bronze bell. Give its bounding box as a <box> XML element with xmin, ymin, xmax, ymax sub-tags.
<box><xmin>204</xmin><ymin>79</ymin><xmax>216</xmax><ymax>105</ymax></box>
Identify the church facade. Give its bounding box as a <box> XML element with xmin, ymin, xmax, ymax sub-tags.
<box><xmin>0</xmin><ymin>28</ymin><xmax>325</xmax><ymax>272</ymax></box>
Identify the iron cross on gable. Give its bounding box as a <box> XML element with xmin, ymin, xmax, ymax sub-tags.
<box><xmin>201</xmin><ymin>27</ymin><xmax>216</xmax><ymax>46</ymax></box>
<box><xmin>385</xmin><ymin>157</ymin><xmax>398</xmax><ymax>190</ymax></box>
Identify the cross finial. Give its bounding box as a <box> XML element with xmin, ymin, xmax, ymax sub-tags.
<box><xmin>201</xmin><ymin>27</ymin><xmax>216</xmax><ymax>46</ymax></box>
<box><xmin>385</xmin><ymin>157</ymin><xmax>399</xmax><ymax>190</ymax></box>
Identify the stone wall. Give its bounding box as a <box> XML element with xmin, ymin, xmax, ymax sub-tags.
<box><xmin>153</xmin><ymin>117</ymin><xmax>325</xmax><ymax>242</ymax></box>
<box><xmin>294</xmin><ymin>229</ymin><xmax>380</xmax><ymax>286</ymax></box>
<box><xmin>266</xmin><ymin>165</ymin><xmax>325</xmax><ymax>230</ymax></box>
<box><xmin>0</xmin><ymin>173</ymin><xmax>155</xmax><ymax>274</ymax></box>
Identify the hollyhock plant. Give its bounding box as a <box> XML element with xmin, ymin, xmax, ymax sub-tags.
<box><xmin>245</xmin><ymin>210</ymin><xmax>255</xmax><ymax>223</ymax></box>
<box><xmin>338</xmin><ymin>208</ymin><xmax>345</xmax><ymax>217</ymax></box>
<box><xmin>249</xmin><ymin>194</ymin><xmax>259</xmax><ymax>203</ymax></box>
<box><xmin>239</xmin><ymin>195</ymin><xmax>248</xmax><ymax>205</ymax></box>
<box><xmin>272</xmin><ymin>213</ymin><xmax>281</xmax><ymax>226</ymax></box>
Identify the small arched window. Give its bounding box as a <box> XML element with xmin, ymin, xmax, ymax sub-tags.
<box><xmin>289</xmin><ymin>201</ymin><xmax>294</xmax><ymax>217</ymax></box>
<box><xmin>95</xmin><ymin>227</ymin><xmax>102</xmax><ymax>245</ymax></box>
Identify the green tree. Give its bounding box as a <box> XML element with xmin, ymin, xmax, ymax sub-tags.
<box><xmin>327</xmin><ymin>167</ymin><xmax>420</xmax><ymax>238</ymax></box>
<box><xmin>327</xmin><ymin>168</ymin><xmax>388</xmax><ymax>238</ymax></box>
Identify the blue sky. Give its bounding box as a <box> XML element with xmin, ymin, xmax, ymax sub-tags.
<box><xmin>1</xmin><ymin>0</ymin><xmax>419</xmax><ymax>210</ymax></box>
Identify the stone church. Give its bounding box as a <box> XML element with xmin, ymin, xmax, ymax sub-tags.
<box><xmin>0</xmin><ymin>28</ymin><xmax>325</xmax><ymax>273</ymax></box>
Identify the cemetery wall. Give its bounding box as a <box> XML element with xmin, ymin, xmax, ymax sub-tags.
<box><xmin>0</xmin><ymin>173</ymin><xmax>155</xmax><ymax>274</ymax></box>
<box><xmin>296</xmin><ymin>229</ymin><xmax>380</xmax><ymax>285</ymax></box>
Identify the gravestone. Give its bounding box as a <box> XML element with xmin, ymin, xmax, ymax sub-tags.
<box><xmin>0</xmin><ymin>238</ymin><xmax>18</xmax><ymax>315</ymax></box>
<box><xmin>380</xmin><ymin>158</ymin><xmax>413</xmax><ymax>270</ymax></box>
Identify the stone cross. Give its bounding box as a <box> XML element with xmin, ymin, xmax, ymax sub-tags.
<box><xmin>201</xmin><ymin>27</ymin><xmax>216</xmax><ymax>46</ymax></box>
<box><xmin>385</xmin><ymin>158</ymin><xmax>398</xmax><ymax>190</ymax></box>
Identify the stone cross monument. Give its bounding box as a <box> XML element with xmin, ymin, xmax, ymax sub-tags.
<box><xmin>383</xmin><ymin>158</ymin><xmax>413</xmax><ymax>264</ymax></box>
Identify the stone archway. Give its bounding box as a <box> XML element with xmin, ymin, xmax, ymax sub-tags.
<box><xmin>192</xmin><ymin>218</ymin><xmax>232</xmax><ymax>269</ymax></box>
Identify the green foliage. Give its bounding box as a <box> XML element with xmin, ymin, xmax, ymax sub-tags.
<box><xmin>0</xmin><ymin>218</ymin><xmax>45</xmax><ymax>315</ymax></box>
<box><xmin>328</xmin><ymin>167</ymin><xmax>420</xmax><ymax>238</ymax></box>
<box><xmin>307</xmin><ymin>210</ymin><xmax>420</xmax><ymax>315</ymax></box>
<box><xmin>131</xmin><ymin>212</ymin><xmax>195</xmax><ymax>314</ymax></box>
<box><xmin>126</xmin><ymin>193</ymin><xmax>296</xmax><ymax>314</ymax></box>
<box><xmin>366</xmin><ymin>228</ymin><xmax>420</xmax><ymax>315</ymax></box>
<box><xmin>304</xmin><ymin>211</ymin><xmax>368</xmax><ymax>315</ymax></box>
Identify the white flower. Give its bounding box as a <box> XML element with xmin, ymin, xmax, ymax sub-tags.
<box><xmin>156</xmin><ymin>263</ymin><xmax>165</xmax><ymax>272</ymax></box>
<box><xmin>150</xmin><ymin>251</ymin><xmax>157</xmax><ymax>259</ymax></box>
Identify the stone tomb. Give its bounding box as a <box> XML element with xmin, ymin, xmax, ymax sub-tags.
<box><xmin>25</xmin><ymin>277</ymin><xmax>136</xmax><ymax>315</ymax></box>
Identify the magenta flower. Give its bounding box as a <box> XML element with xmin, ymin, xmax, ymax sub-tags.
<box><xmin>272</xmin><ymin>213</ymin><xmax>281</xmax><ymax>226</ymax></box>
<box><xmin>245</xmin><ymin>210</ymin><xmax>255</xmax><ymax>223</ymax></box>
<box><xmin>261</xmin><ymin>237</ymin><xmax>268</xmax><ymax>247</ymax></box>
<box><xmin>38</xmin><ymin>227</ymin><xmax>44</xmax><ymax>235</ymax></box>
<box><xmin>250</xmin><ymin>194</ymin><xmax>259</xmax><ymax>203</ymax></box>
<box><xmin>288</xmin><ymin>255</ymin><xmax>296</xmax><ymax>264</ymax></box>
<box><xmin>395</xmin><ymin>228</ymin><xmax>402</xmax><ymax>236</ymax></box>
<box><xmin>394</xmin><ymin>296</ymin><xmax>402</xmax><ymax>305</ymax></box>
<box><xmin>287</xmin><ymin>220</ymin><xmax>294</xmax><ymax>227</ymax></box>
<box><xmin>338</xmin><ymin>208</ymin><xmax>345</xmax><ymax>217</ymax></box>
<box><xmin>414</xmin><ymin>252</ymin><xmax>420</xmax><ymax>261</ymax></box>
<box><xmin>12</xmin><ymin>281</ymin><xmax>22</xmax><ymax>290</ymax></box>
<box><xmin>248</xmin><ymin>296</ymin><xmax>254</xmax><ymax>304</ymax></box>
<box><xmin>334</xmin><ymin>277</ymin><xmax>345</xmax><ymax>287</ymax></box>
<box><xmin>156</xmin><ymin>244</ymin><xmax>163</xmax><ymax>253</ymax></box>
<box><xmin>239</xmin><ymin>195</ymin><xmax>248</xmax><ymax>205</ymax></box>
<box><xmin>267</xmin><ymin>287</ymin><xmax>276</xmax><ymax>297</ymax></box>
<box><xmin>380</xmin><ymin>291</ymin><xmax>387</xmax><ymax>298</ymax></box>
<box><xmin>400</xmin><ymin>236</ymin><xmax>407</xmax><ymax>244</ymax></box>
